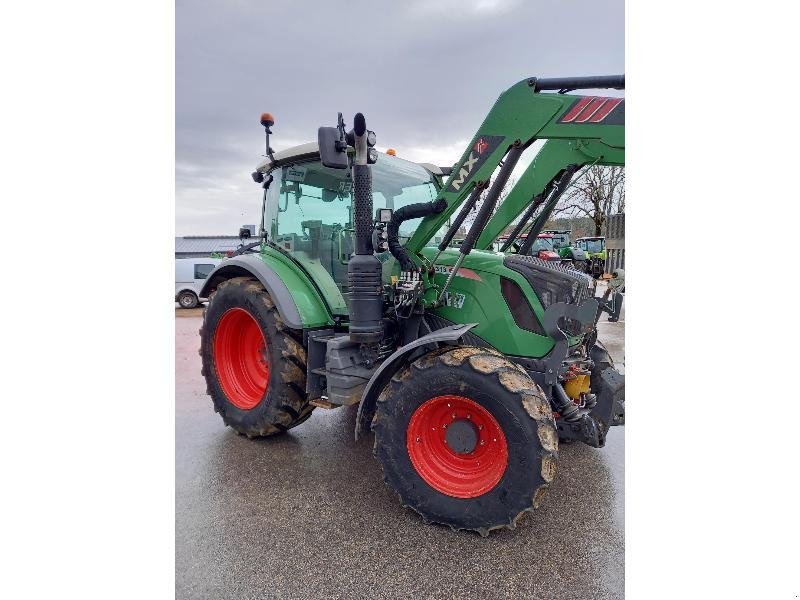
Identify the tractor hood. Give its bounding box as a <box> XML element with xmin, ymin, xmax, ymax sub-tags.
<box><xmin>419</xmin><ymin>247</ymin><xmax>592</xmax><ymax>358</ymax></box>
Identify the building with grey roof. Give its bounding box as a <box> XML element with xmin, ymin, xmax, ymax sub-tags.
<box><xmin>175</xmin><ymin>236</ymin><xmax>244</xmax><ymax>259</ymax></box>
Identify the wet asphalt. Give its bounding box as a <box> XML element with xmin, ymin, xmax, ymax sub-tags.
<box><xmin>176</xmin><ymin>301</ymin><xmax>625</xmax><ymax>600</ymax></box>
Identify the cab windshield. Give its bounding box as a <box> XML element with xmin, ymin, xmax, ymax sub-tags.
<box><xmin>532</xmin><ymin>237</ymin><xmax>554</xmax><ymax>252</ymax></box>
<box><xmin>263</xmin><ymin>153</ymin><xmax>438</xmax><ymax>293</ymax></box>
<box><xmin>580</xmin><ymin>239</ymin><xmax>604</xmax><ymax>253</ymax></box>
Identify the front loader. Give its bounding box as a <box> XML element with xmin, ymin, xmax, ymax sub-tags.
<box><xmin>198</xmin><ymin>75</ymin><xmax>625</xmax><ymax>535</ymax></box>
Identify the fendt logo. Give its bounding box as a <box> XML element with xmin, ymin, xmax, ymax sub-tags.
<box><xmin>447</xmin><ymin>135</ymin><xmax>504</xmax><ymax>193</ymax></box>
<box><xmin>558</xmin><ymin>97</ymin><xmax>625</xmax><ymax>125</ymax></box>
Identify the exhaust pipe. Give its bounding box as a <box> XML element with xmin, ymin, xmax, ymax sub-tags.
<box><xmin>348</xmin><ymin>113</ymin><xmax>383</xmax><ymax>344</ymax></box>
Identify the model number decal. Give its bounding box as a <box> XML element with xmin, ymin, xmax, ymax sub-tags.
<box><xmin>442</xmin><ymin>291</ymin><xmax>465</xmax><ymax>309</ymax></box>
<box><xmin>433</xmin><ymin>265</ymin><xmax>483</xmax><ymax>281</ymax></box>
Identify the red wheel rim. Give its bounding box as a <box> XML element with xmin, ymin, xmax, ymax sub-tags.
<box><xmin>406</xmin><ymin>395</ymin><xmax>508</xmax><ymax>499</ymax></box>
<box><xmin>213</xmin><ymin>308</ymin><xmax>269</xmax><ymax>410</ymax></box>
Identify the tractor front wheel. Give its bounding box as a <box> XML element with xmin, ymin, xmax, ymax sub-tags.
<box><xmin>199</xmin><ymin>277</ymin><xmax>313</xmax><ymax>437</ymax></box>
<box><xmin>373</xmin><ymin>346</ymin><xmax>557</xmax><ymax>535</ymax></box>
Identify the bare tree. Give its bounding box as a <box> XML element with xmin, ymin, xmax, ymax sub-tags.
<box><xmin>553</xmin><ymin>166</ymin><xmax>625</xmax><ymax>235</ymax></box>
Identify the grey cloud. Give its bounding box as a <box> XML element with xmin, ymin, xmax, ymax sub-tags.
<box><xmin>177</xmin><ymin>0</ymin><xmax>623</xmax><ymax>235</ymax></box>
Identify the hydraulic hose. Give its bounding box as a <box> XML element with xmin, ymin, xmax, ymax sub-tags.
<box><xmin>387</xmin><ymin>198</ymin><xmax>447</xmax><ymax>271</ymax></box>
<box><xmin>459</xmin><ymin>141</ymin><xmax>523</xmax><ymax>255</ymax></box>
<box><xmin>499</xmin><ymin>192</ymin><xmax>545</xmax><ymax>252</ymax></box>
<box><xmin>437</xmin><ymin>141</ymin><xmax>523</xmax><ymax>304</ymax></box>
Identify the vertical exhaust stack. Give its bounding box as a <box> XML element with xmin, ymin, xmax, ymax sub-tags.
<box><xmin>348</xmin><ymin>113</ymin><xmax>383</xmax><ymax>344</ymax></box>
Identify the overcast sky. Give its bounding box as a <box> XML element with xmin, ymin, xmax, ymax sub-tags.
<box><xmin>176</xmin><ymin>0</ymin><xmax>624</xmax><ymax>236</ymax></box>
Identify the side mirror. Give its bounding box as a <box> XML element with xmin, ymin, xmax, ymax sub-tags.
<box><xmin>318</xmin><ymin>126</ymin><xmax>348</xmax><ymax>169</ymax></box>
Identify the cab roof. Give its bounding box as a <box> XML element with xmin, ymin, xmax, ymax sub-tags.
<box><xmin>254</xmin><ymin>142</ymin><xmax>446</xmax><ymax>177</ymax></box>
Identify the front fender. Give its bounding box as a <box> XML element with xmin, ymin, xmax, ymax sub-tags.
<box><xmin>200</xmin><ymin>253</ymin><xmax>333</xmax><ymax>330</ymax></box>
<box><xmin>354</xmin><ymin>323</ymin><xmax>478</xmax><ymax>440</ymax></box>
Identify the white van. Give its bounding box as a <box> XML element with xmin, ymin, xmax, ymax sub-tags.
<box><xmin>175</xmin><ymin>258</ymin><xmax>223</xmax><ymax>308</ymax></box>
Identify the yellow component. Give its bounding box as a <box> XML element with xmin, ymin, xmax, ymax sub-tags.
<box><xmin>564</xmin><ymin>374</ymin><xmax>590</xmax><ymax>400</ymax></box>
<box><xmin>386</xmin><ymin>148</ymin><xmax>397</xmax><ymax>156</ymax></box>
<box><xmin>391</xmin><ymin>275</ymin><xmax>399</xmax><ymax>285</ymax></box>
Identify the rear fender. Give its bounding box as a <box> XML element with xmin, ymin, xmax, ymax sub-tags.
<box><xmin>199</xmin><ymin>254</ymin><xmax>333</xmax><ymax>330</ymax></box>
<box><xmin>354</xmin><ymin>323</ymin><xmax>478</xmax><ymax>440</ymax></box>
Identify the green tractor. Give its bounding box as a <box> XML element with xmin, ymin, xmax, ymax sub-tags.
<box><xmin>198</xmin><ymin>76</ymin><xmax>625</xmax><ymax>535</ymax></box>
<box><xmin>543</xmin><ymin>229</ymin><xmax>589</xmax><ymax>270</ymax></box>
<box><xmin>574</xmin><ymin>236</ymin><xmax>607</xmax><ymax>278</ymax></box>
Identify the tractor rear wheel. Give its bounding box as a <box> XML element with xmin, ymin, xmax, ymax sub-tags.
<box><xmin>199</xmin><ymin>277</ymin><xmax>313</xmax><ymax>437</ymax></box>
<box><xmin>372</xmin><ymin>346</ymin><xmax>557</xmax><ymax>536</ymax></box>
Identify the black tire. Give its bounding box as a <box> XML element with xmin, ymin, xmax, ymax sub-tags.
<box><xmin>590</xmin><ymin>340</ymin><xmax>615</xmax><ymax>388</ymax></box>
<box><xmin>372</xmin><ymin>346</ymin><xmax>557</xmax><ymax>536</ymax></box>
<box><xmin>177</xmin><ymin>290</ymin><xmax>198</xmax><ymax>309</ymax></box>
<box><xmin>199</xmin><ymin>277</ymin><xmax>313</xmax><ymax>437</ymax></box>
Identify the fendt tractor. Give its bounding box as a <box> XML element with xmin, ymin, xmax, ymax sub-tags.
<box><xmin>543</xmin><ymin>229</ymin><xmax>589</xmax><ymax>270</ymax></box>
<box><xmin>575</xmin><ymin>236</ymin><xmax>608</xmax><ymax>277</ymax></box>
<box><xmin>198</xmin><ymin>76</ymin><xmax>626</xmax><ymax>535</ymax></box>
<box><xmin>495</xmin><ymin>233</ymin><xmax>561</xmax><ymax>261</ymax></box>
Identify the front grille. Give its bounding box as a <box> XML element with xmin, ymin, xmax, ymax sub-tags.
<box><xmin>503</xmin><ymin>255</ymin><xmax>592</xmax><ymax>336</ymax></box>
<box><xmin>504</xmin><ymin>255</ymin><xmax>591</xmax><ymax>305</ymax></box>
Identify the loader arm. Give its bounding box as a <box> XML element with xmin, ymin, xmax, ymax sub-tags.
<box><xmin>406</xmin><ymin>76</ymin><xmax>624</xmax><ymax>254</ymax></box>
<box><xmin>476</xmin><ymin>139</ymin><xmax>624</xmax><ymax>249</ymax></box>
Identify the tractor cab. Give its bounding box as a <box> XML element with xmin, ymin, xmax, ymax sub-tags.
<box><xmin>255</xmin><ymin>144</ymin><xmax>446</xmax><ymax>306</ymax></box>
<box><xmin>528</xmin><ymin>233</ymin><xmax>561</xmax><ymax>261</ymax></box>
<box><xmin>575</xmin><ymin>236</ymin><xmax>606</xmax><ymax>254</ymax></box>
<box><xmin>498</xmin><ymin>233</ymin><xmax>561</xmax><ymax>261</ymax></box>
<box><xmin>544</xmin><ymin>229</ymin><xmax>571</xmax><ymax>250</ymax></box>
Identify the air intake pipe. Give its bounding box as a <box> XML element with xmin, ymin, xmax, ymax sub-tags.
<box><xmin>348</xmin><ymin>113</ymin><xmax>384</xmax><ymax>344</ymax></box>
<box><xmin>387</xmin><ymin>198</ymin><xmax>447</xmax><ymax>271</ymax></box>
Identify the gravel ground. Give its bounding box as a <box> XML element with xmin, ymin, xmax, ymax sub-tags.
<box><xmin>176</xmin><ymin>297</ymin><xmax>625</xmax><ymax>599</ymax></box>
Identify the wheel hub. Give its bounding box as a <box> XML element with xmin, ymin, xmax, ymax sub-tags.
<box><xmin>213</xmin><ymin>307</ymin><xmax>269</xmax><ymax>410</ymax></box>
<box><xmin>444</xmin><ymin>419</ymin><xmax>479</xmax><ymax>454</ymax></box>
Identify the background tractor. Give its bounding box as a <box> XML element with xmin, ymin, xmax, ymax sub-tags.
<box><xmin>496</xmin><ymin>232</ymin><xmax>562</xmax><ymax>262</ymax></box>
<box><xmin>544</xmin><ymin>229</ymin><xmax>588</xmax><ymax>270</ymax></box>
<box><xmin>575</xmin><ymin>236</ymin><xmax>607</xmax><ymax>277</ymax></box>
<box><xmin>198</xmin><ymin>76</ymin><xmax>625</xmax><ymax>535</ymax></box>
